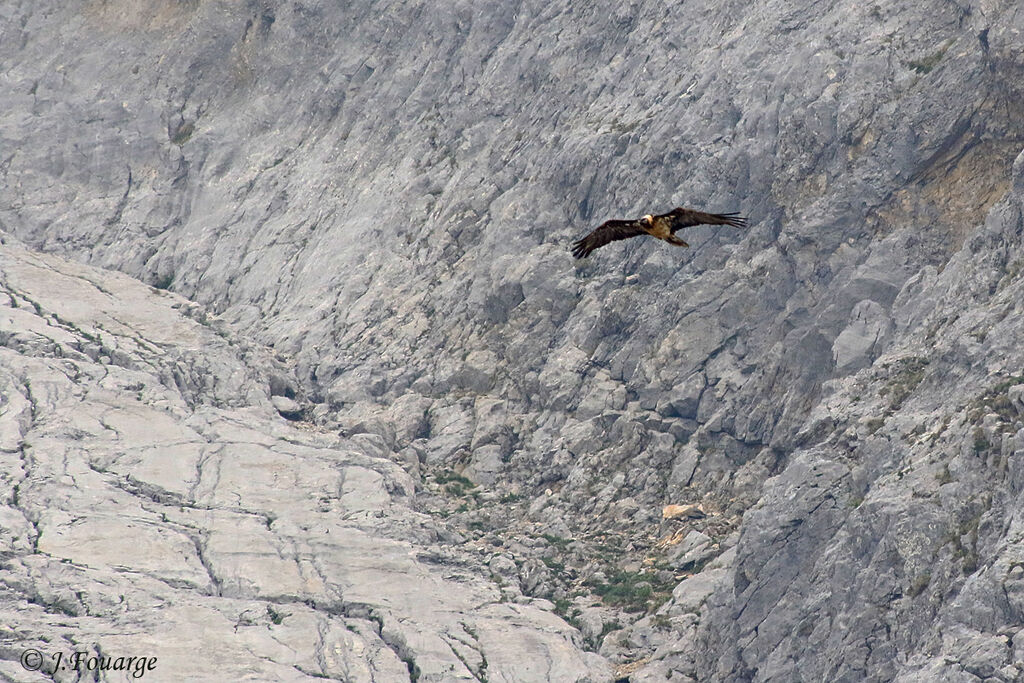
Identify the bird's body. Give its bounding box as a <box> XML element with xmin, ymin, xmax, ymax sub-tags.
<box><xmin>571</xmin><ymin>207</ymin><xmax>747</xmax><ymax>258</ymax></box>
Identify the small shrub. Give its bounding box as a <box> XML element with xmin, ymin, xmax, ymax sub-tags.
<box><xmin>585</xmin><ymin>571</ymin><xmax>676</xmax><ymax>613</ymax></box>
<box><xmin>908</xmin><ymin>40</ymin><xmax>952</xmax><ymax>74</ymax></box>
<box><xmin>436</xmin><ymin>470</ymin><xmax>476</xmax><ymax>497</ymax></box>
<box><xmin>266</xmin><ymin>605</ymin><xmax>288</xmax><ymax>625</ymax></box>
<box><xmin>171</xmin><ymin>121</ymin><xmax>195</xmax><ymax>146</ymax></box>
<box><xmin>882</xmin><ymin>357</ymin><xmax>929</xmax><ymax>410</ymax></box>
<box><xmin>972</xmin><ymin>427</ymin><xmax>990</xmax><ymax>454</ymax></box>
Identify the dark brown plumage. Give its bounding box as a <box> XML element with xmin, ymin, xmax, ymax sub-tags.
<box><xmin>571</xmin><ymin>207</ymin><xmax>747</xmax><ymax>259</ymax></box>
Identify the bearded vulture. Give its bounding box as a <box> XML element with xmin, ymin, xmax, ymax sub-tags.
<box><xmin>571</xmin><ymin>207</ymin><xmax>746</xmax><ymax>258</ymax></box>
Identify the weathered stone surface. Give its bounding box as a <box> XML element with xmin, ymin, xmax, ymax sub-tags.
<box><xmin>0</xmin><ymin>240</ymin><xmax>610</xmax><ymax>681</ymax></box>
<box><xmin>666</xmin><ymin>531</ymin><xmax>716</xmax><ymax>571</ymax></box>
<box><xmin>3</xmin><ymin>0</ymin><xmax>1024</xmax><ymax>680</ymax></box>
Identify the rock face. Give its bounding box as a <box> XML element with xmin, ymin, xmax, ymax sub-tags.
<box><xmin>3</xmin><ymin>0</ymin><xmax>1024</xmax><ymax>680</ymax></box>
<box><xmin>0</xmin><ymin>239</ymin><xmax>609</xmax><ymax>681</ymax></box>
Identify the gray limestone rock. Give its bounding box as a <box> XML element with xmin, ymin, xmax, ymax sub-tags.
<box><xmin>666</xmin><ymin>531</ymin><xmax>716</xmax><ymax>571</ymax></box>
<box><xmin>3</xmin><ymin>0</ymin><xmax>1024</xmax><ymax>680</ymax></box>
<box><xmin>0</xmin><ymin>240</ymin><xmax>610</xmax><ymax>682</ymax></box>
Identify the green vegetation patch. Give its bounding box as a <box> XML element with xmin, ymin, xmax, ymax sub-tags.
<box><xmin>541</xmin><ymin>533</ymin><xmax>571</xmax><ymax>550</ymax></box>
<box><xmin>907</xmin><ymin>40</ymin><xmax>953</xmax><ymax>74</ymax></box>
<box><xmin>171</xmin><ymin>121</ymin><xmax>195</xmax><ymax>146</ymax></box>
<box><xmin>879</xmin><ymin>357</ymin><xmax>929</xmax><ymax>410</ymax></box>
<box><xmin>541</xmin><ymin>556</ymin><xmax>566</xmax><ymax>574</ymax></box>
<box><xmin>972</xmin><ymin>427</ymin><xmax>990</xmax><ymax>454</ymax></box>
<box><xmin>266</xmin><ymin>604</ymin><xmax>289</xmax><ymax>625</ymax></box>
<box><xmin>435</xmin><ymin>470</ymin><xmax>477</xmax><ymax>497</ymax></box>
<box><xmin>968</xmin><ymin>375</ymin><xmax>1024</xmax><ymax>428</ymax></box>
<box><xmin>947</xmin><ymin>512</ymin><xmax>982</xmax><ymax>575</ymax></box>
<box><xmin>585</xmin><ymin>571</ymin><xmax>676</xmax><ymax>614</ymax></box>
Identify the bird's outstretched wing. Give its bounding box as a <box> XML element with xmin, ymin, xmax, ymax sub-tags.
<box><xmin>571</xmin><ymin>219</ymin><xmax>647</xmax><ymax>258</ymax></box>
<box><xmin>661</xmin><ymin>207</ymin><xmax>747</xmax><ymax>233</ymax></box>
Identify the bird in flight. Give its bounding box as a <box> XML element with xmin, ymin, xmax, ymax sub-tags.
<box><xmin>571</xmin><ymin>207</ymin><xmax>747</xmax><ymax>258</ymax></box>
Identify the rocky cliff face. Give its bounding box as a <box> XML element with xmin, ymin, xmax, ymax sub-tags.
<box><xmin>3</xmin><ymin>0</ymin><xmax>1024</xmax><ymax>680</ymax></box>
<box><xmin>0</xmin><ymin>237</ymin><xmax>609</xmax><ymax>681</ymax></box>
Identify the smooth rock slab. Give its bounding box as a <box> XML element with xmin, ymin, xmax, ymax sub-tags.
<box><xmin>0</xmin><ymin>239</ymin><xmax>611</xmax><ymax>682</ymax></box>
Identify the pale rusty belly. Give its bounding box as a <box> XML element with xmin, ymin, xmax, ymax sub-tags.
<box><xmin>645</xmin><ymin>219</ymin><xmax>673</xmax><ymax>240</ymax></box>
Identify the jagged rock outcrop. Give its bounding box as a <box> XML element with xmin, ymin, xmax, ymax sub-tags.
<box><xmin>3</xmin><ymin>0</ymin><xmax>1024</xmax><ymax>680</ymax></box>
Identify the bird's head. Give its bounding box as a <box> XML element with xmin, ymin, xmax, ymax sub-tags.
<box><xmin>641</xmin><ymin>214</ymin><xmax>654</xmax><ymax>225</ymax></box>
